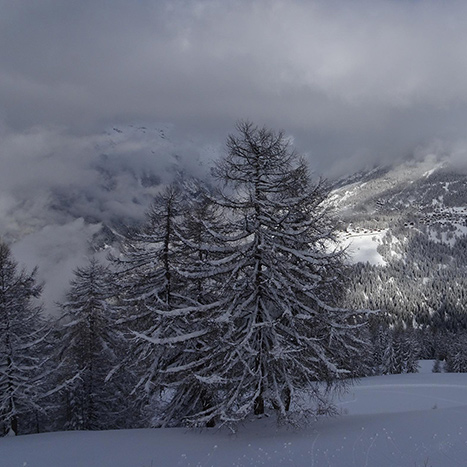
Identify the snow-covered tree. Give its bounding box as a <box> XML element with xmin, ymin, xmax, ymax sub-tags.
<box><xmin>0</xmin><ymin>241</ymin><xmax>48</xmax><ymax>436</ymax></box>
<box><xmin>445</xmin><ymin>332</ymin><xmax>467</xmax><ymax>373</ymax></box>
<box><xmin>58</xmin><ymin>258</ymin><xmax>129</xmax><ymax>430</ymax></box>
<box><xmin>118</xmin><ymin>123</ymin><xmax>369</xmax><ymax>428</ymax></box>
<box><xmin>115</xmin><ymin>178</ymin><xmax>234</xmax><ymax>427</ymax></box>
<box><xmin>175</xmin><ymin>179</ymin><xmax>225</xmax><ymax>305</ymax></box>
<box><xmin>370</xmin><ymin>322</ymin><xmax>390</xmax><ymax>375</ymax></box>
<box><xmin>113</xmin><ymin>183</ymin><xmax>197</xmax><ymax>423</ymax></box>
<box><xmin>380</xmin><ymin>328</ymin><xmax>420</xmax><ymax>375</ymax></box>
<box><xmin>402</xmin><ymin>330</ymin><xmax>421</xmax><ymax>373</ymax></box>
<box><xmin>144</xmin><ymin>179</ymin><xmax>229</xmax><ymax>427</ymax></box>
<box><xmin>197</xmin><ymin>121</ymin><xmax>369</xmax><ymax>424</ymax></box>
<box><xmin>114</xmin><ymin>184</ymin><xmax>186</xmax><ymax>320</ymax></box>
<box><xmin>145</xmin><ymin>122</ymin><xmax>369</xmax><ymax>427</ymax></box>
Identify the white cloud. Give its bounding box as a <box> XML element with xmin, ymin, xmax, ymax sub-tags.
<box><xmin>10</xmin><ymin>219</ymin><xmax>102</xmax><ymax>313</ymax></box>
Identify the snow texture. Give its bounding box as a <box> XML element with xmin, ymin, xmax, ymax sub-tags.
<box><xmin>3</xmin><ymin>362</ymin><xmax>467</xmax><ymax>466</ymax></box>
<box><xmin>338</xmin><ymin>229</ymin><xmax>387</xmax><ymax>266</ymax></box>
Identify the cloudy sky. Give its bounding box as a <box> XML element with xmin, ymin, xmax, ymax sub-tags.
<box><xmin>3</xmin><ymin>0</ymin><xmax>467</xmax><ymax>170</ymax></box>
<box><xmin>2</xmin><ymin>0</ymin><xmax>467</xmax><ymax>309</ymax></box>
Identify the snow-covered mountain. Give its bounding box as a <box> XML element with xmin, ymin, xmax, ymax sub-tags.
<box><xmin>330</xmin><ymin>156</ymin><xmax>467</xmax><ymax>258</ymax></box>
<box><xmin>330</xmin><ymin>156</ymin><xmax>467</xmax><ymax>329</ymax></box>
<box><xmin>334</xmin><ymin>155</ymin><xmax>465</xmax><ymax>216</ymax></box>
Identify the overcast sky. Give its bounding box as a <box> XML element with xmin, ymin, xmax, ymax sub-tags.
<box><xmin>3</xmin><ymin>0</ymin><xmax>467</xmax><ymax>310</ymax></box>
<box><xmin>3</xmin><ymin>0</ymin><xmax>467</xmax><ymax>173</ymax></box>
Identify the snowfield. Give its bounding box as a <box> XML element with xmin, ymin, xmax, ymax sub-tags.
<box><xmin>338</xmin><ymin>229</ymin><xmax>387</xmax><ymax>266</ymax></box>
<box><xmin>3</xmin><ymin>362</ymin><xmax>467</xmax><ymax>467</ymax></box>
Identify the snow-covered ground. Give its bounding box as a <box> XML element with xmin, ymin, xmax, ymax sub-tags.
<box><xmin>3</xmin><ymin>362</ymin><xmax>467</xmax><ymax>467</ymax></box>
<box><xmin>338</xmin><ymin>229</ymin><xmax>387</xmax><ymax>266</ymax></box>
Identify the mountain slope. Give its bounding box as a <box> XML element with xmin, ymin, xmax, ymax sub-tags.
<box><xmin>331</xmin><ymin>156</ymin><xmax>467</xmax><ymax>233</ymax></box>
<box><xmin>331</xmin><ymin>156</ymin><xmax>467</xmax><ymax>331</ymax></box>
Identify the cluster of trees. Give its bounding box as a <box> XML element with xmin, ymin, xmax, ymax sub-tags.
<box><xmin>344</xmin><ymin>223</ymin><xmax>467</xmax><ymax>375</ymax></box>
<box><xmin>0</xmin><ymin>243</ymin><xmax>49</xmax><ymax>436</ymax></box>
<box><xmin>4</xmin><ymin>123</ymin><xmax>467</xmax><ymax>437</ymax></box>
<box><xmin>0</xmin><ymin>122</ymin><xmax>369</xmax><ymax>436</ymax></box>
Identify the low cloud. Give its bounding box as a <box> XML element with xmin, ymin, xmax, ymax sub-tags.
<box><xmin>0</xmin><ymin>123</ymin><xmax>212</xmax><ymax>312</ymax></box>
<box><xmin>11</xmin><ymin>219</ymin><xmax>102</xmax><ymax>313</ymax></box>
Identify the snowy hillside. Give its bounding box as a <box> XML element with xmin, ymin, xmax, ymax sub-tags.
<box><xmin>330</xmin><ymin>156</ymin><xmax>467</xmax><ymax>239</ymax></box>
<box><xmin>329</xmin><ymin>156</ymin><xmax>467</xmax><ymax>267</ymax></box>
<box><xmin>3</xmin><ymin>364</ymin><xmax>467</xmax><ymax>467</ymax></box>
<box><xmin>338</xmin><ymin>228</ymin><xmax>388</xmax><ymax>265</ymax></box>
<box><xmin>331</xmin><ymin>156</ymin><xmax>467</xmax><ymax>329</ymax></box>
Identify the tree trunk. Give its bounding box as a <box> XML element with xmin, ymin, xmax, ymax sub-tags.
<box><xmin>10</xmin><ymin>416</ymin><xmax>18</xmax><ymax>436</ymax></box>
<box><xmin>284</xmin><ymin>388</ymin><xmax>291</xmax><ymax>412</ymax></box>
<box><xmin>254</xmin><ymin>392</ymin><xmax>264</xmax><ymax>415</ymax></box>
<box><xmin>201</xmin><ymin>392</ymin><xmax>216</xmax><ymax>427</ymax></box>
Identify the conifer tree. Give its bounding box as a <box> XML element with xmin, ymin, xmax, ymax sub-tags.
<box><xmin>151</xmin><ymin>122</ymin><xmax>369</xmax><ymax>426</ymax></box>
<box><xmin>207</xmin><ymin>122</ymin><xmax>368</xmax><ymax>423</ymax></box>
<box><xmin>58</xmin><ymin>258</ymin><xmax>128</xmax><ymax>430</ymax></box>
<box><xmin>445</xmin><ymin>333</ymin><xmax>467</xmax><ymax>373</ymax></box>
<box><xmin>148</xmin><ymin>180</ymin><xmax>226</xmax><ymax>427</ymax></box>
<box><xmin>120</xmin><ymin>123</ymin><xmax>369</xmax><ymax>428</ymax></box>
<box><xmin>0</xmin><ymin>242</ymin><xmax>48</xmax><ymax>436</ymax></box>
<box><xmin>112</xmin><ymin>183</ymin><xmax>196</xmax><ymax>423</ymax></box>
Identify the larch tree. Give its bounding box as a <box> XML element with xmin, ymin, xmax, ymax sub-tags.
<box><xmin>143</xmin><ymin>122</ymin><xmax>369</xmax><ymax>427</ymax></box>
<box><xmin>116</xmin><ymin>179</ymin><xmax>227</xmax><ymax>427</ymax></box>
<box><xmin>188</xmin><ymin>121</ymin><xmax>369</xmax><ymax>425</ymax></box>
<box><xmin>148</xmin><ymin>179</ymin><xmax>228</xmax><ymax>427</ymax></box>
<box><xmin>0</xmin><ymin>241</ymin><xmax>48</xmax><ymax>436</ymax></box>
<box><xmin>58</xmin><ymin>257</ymin><xmax>127</xmax><ymax>430</ymax></box>
<box><xmin>112</xmin><ymin>183</ymin><xmax>197</xmax><ymax>423</ymax></box>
